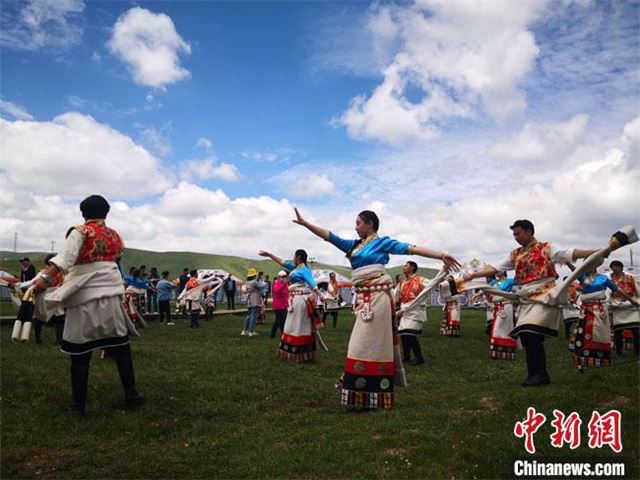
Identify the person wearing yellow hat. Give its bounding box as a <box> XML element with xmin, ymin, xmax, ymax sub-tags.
<box><xmin>241</xmin><ymin>268</ymin><xmax>265</xmax><ymax>336</ymax></box>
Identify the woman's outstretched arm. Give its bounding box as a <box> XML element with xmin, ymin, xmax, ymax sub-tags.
<box><xmin>292</xmin><ymin>208</ymin><xmax>330</xmax><ymax>241</ymax></box>
<box><xmin>258</xmin><ymin>250</ymin><xmax>286</xmax><ymax>267</ymax></box>
<box><xmin>408</xmin><ymin>245</ymin><xmax>461</xmax><ymax>271</ymax></box>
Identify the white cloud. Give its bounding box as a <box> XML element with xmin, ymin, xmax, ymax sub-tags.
<box><xmin>0</xmin><ymin>99</ymin><xmax>33</xmax><ymax>121</ymax></box>
<box><xmin>1</xmin><ymin>117</ymin><xmax>637</xmax><ymax>269</ymax></box>
<box><xmin>107</xmin><ymin>7</ymin><xmax>191</xmax><ymax>89</ymax></box>
<box><xmin>179</xmin><ymin>157</ymin><xmax>239</xmax><ymax>183</ymax></box>
<box><xmin>240</xmin><ymin>148</ymin><xmax>296</xmax><ymax>162</ymax></box>
<box><xmin>489</xmin><ymin>114</ymin><xmax>589</xmax><ymax>162</ymax></box>
<box><xmin>64</xmin><ymin>95</ymin><xmax>88</xmax><ymax>109</ymax></box>
<box><xmin>241</xmin><ymin>151</ymin><xmax>278</xmax><ymax>162</ymax></box>
<box><xmin>0</xmin><ymin>183</ymin><xmax>316</xmax><ymax>261</ymax></box>
<box><xmin>273</xmin><ymin>115</ymin><xmax>639</xmax><ymax>269</ymax></box>
<box><xmin>0</xmin><ymin>0</ymin><xmax>85</xmax><ymax>51</ymax></box>
<box><xmin>333</xmin><ymin>1</ymin><xmax>547</xmax><ymax>145</ymax></box>
<box><xmin>0</xmin><ymin>112</ymin><xmax>172</xmax><ymax>199</ymax></box>
<box><xmin>622</xmin><ymin>116</ymin><xmax>640</xmax><ymax>162</ymax></box>
<box><xmin>289</xmin><ymin>174</ymin><xmax>335</xmax><ymax>198</ymax></box>
<box><xmin>137</xmin><ymin>123</ymin><xmax>172</xmax><ymax>157</ymax></box>
<box><xmin>197</xmin><ymin>138</ymin><xmax>213</xmax><ymax>150</ymax></box>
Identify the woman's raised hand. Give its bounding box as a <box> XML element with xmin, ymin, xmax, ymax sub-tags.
<box><xmin>442</xmin><ymin>253</ymin><xmax>462</xmax><ymax>272</ymax></box>
<box><xmin>293</xmin><ymin>207</ymin><xmax>306</xmax><ymax>226</ymax></box>
<box><xmin>258</xmin><ymin>250</ymin><xmax>271</xmax><ymax>258</ymax></box>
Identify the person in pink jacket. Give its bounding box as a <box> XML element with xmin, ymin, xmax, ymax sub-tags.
<box><xmin>270</xmin><ymin>271</ymin><xmax>289</xmax><ymax>339</ymax></box>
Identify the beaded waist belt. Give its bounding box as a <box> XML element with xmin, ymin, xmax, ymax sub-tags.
<box><xmin>354</xmin><ymin>284</ymin><xmax>391</xmax><ymax>293</ymax></box>
<box><xmin>290</xmin><ymin>289</ymin><xmax>311</xmax><ymax>296</ymax></box>
<box><xmin>582</xmin><ymin>298</ymin><xmax>607</xmax><ymax>305</ymax></box>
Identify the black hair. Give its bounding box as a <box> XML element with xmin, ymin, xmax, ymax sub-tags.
<box><xmin>132</xmin><ymin>268</ymin><xmax>141</xmax><ymax>279</ymax></box>
<box><xmin>190</xmin><ymin>270</ymin><xmax>198</xmax><ymax>277</ymax></box>
<box><xmin>294</xmin><ymin>249</ymin><xmax>308</xmax><ymax>265</ymax></box>
<box><xmin>129</xmin><ymin>267</ymin><xmax>136</xmax><ymax>274</ymax></box>
<box><xmin>510</xmin><ymin>219</ymin><xmax>535</xmax><ymax>235</ymax></box>
<box><xmin>161</xmin><ymin>271</ymin><xmax>170</xmax><ymax>278</ymax></box>
<box><xmin>609</xmin><ymin>260</ymin><xmax>624</xmax><ymax>269</ymax></box>
<box><xmin>44</xmin><ymin>253</ymin><xmax>56</xmax><ymax>265</ymax></box>
<box><xmin>183</xmin><ymin>268</ymin><xmax>189</xmax><ymax>272</ymax></box>
<box><xmin>395</xmin><ymin>274</ymin><xmax>402</xmax><ymax>282</ymax></box>
<box><xmin>140</xmin><ymin>265</ymin><xmax>147</xmax><ymax>270</ymax></box>
<box><xmin>406</xmin><ymin>261</ymin><xmax>418</xmax><ymax>274</ymax></box>
<box><xmin>80</xmin><ymin>195</ymin><xmax>110</xmax><ymax>219</ymax></box>
<box><xmin>358</xmin><ymin>210</ymin><xmax>379</xmax><ymax>232</ymax></box>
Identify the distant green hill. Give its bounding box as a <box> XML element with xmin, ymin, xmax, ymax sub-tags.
<box><xmin>0</xmin><ymin>249</ymin><xmax>438</xmax><ymax>281</ymax></box>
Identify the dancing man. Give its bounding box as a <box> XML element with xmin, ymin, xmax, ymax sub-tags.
<box><xmin>293</xmin><ymin>208</ymin><xmax>459</xmax><ymax>409</ymax></box>
<box><xmin>463</xmin><ymin>219</ymin><xmax>602</xmax><ymax>387</ymax></box>
<box><xmin>395</xmin><ymin>261</ymin><xmax>447</xmax><ymax>366</ymax></box>
<box><xmin>32</xmin><ymin>195</ymin><xmax>144</xmax><ymax>415</ymax></box>
<box><xmin>322</xmin><ymin>272</ymin><xmax>341</xmax><ymax>328</ymax></box>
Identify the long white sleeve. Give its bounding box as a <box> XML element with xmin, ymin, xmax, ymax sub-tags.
<box><xmin>49</xmin><ymin>229</ymin><xmax>83</xmax><ymax>273</ymax></box>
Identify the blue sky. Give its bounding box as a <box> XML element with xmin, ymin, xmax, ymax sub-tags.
<box><xmin>1</xmin><ymin>0</ymin><xmax>639</xmax><ymax>269</ymax></box>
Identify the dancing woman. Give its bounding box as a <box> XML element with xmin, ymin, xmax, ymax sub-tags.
<box><xmin>609</xmin><ymin>260</ymin><xmax>640</xmax><ymax>357</ymax></box>
<box><xmin>487</xmin><ymin>271</ymin><xmax>517</xmax><ymax>360</ymax></box>
<box><xmin>440</xmin><ymin>280</ymin><xmax>463</xmax><ymax>337</ymax></box>
<box><xmin>571</xmin><ymin>268</ymin><xmax>638</xmax><ymax>369</ymax></box>
<box><xmin>293</xmin><ymin>208</ymin><xmax>459</xmax><ymax>409</ymax></box>
<box><xmin>259</xmin><ymin>249</ymin><xmax>323</xmax><ymax>362</ymax></box>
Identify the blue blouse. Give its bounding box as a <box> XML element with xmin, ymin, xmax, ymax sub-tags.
<box><xmin>123</xmin><ymin>275</ymin><xmax>150</xmax><ymax>289</ymax></box>
<box><xmin>283</xmin><ymin>261</ymin><xmax>317</xmax><ymax>288</ymax></box>
<box><xmin>577</xmin><ymin>273</ymin><xmax>618</xmax><ymax>294</ymax></box>
<box><xmin>497</xmin><ymin>277</ymin><xmax>515</xmax><ymax>292</ymax></box>
<box><xmin>328</xmin><ymin>232</ymin><xmax>410</xmax><ymax>270</ymax></box>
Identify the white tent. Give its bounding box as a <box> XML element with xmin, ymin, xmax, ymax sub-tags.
<box><xmin>197</xmin><ymin>269</ymin><xmax>240</xmax><ymax>282</ymax></box>
<box><xmin>312</xmin><ymin>269</ymin><xmax>351</xmax><ymax>285</ymax></box>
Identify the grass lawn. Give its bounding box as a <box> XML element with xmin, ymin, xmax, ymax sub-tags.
<box><xmin>1</xmin><ymin>308</ymin><xmax>638</xmax><ymax>479</ymax></box>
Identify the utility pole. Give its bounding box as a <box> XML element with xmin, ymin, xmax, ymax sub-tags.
<box><xmin>51</xmin><ymin>241</ymin><xmax>55</xmax><ymax>253</ymax></box>
<box><xmin>13</xmin><ymin>230</ymin><xmax>18</xmax><ymax>252</ymax></box>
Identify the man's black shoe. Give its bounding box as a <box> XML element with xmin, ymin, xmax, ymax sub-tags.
<box><xmin>69</xmin><ymin>402</ymin><xmax>86</xmax><ymax>416</ymax></box>
<box><xmin>521</xmin><ymin>373</ymin><xmax>550</xmax><ymax>387</ymax></box>
<box><xmin>124</xmin><ymin>391</ymin><xmax>146</xmax><ymax>408</ymax></box>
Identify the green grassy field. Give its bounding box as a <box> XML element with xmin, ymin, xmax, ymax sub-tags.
<box><xmin>1</xmin><ymin>309</ymin><xmax>638</xmax><ymax>479</ymax></box>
